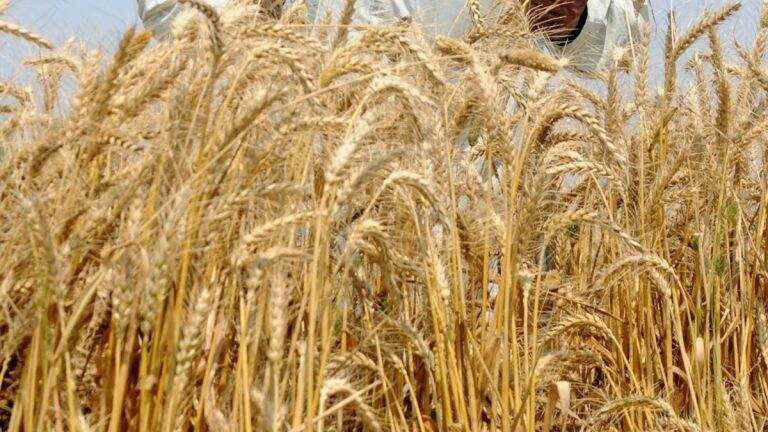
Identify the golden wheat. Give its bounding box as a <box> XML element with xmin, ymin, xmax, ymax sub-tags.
<box><xmin>0</xmin><ymin>2</ymin><xmax>767</xmax><ymax>431</ymax></box>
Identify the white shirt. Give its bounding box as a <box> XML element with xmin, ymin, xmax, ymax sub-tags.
<box><xmin>137</xmin><ymin>0</ymin><xmax>648</xmax><ymax>72</ymax></box>
<box><xmin>137</xmin><ymin>0</ymin><xmax>229</xmax><ymax>38</ymax></box>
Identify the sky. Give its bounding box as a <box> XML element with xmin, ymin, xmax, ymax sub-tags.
<box><xmin>0</xmin><ymin>0</ymin><xmax>764</xmax><ymax>84</ymax></box>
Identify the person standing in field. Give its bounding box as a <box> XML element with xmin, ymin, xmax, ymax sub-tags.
<box><xmin>137</xmin><ymin>0</ymin><xmax>648</xmax><ymax>72</ymax></box>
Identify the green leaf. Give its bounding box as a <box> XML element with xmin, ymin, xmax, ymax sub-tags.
<box><xmin>714</xmin><ymin>255</ymin><xmax>727</xmax><ymax>276</ymax></box>
<box><xmin>725</xmin><ymin>201</ymin><xmax>739</xmax><ymax>222</ymax></box>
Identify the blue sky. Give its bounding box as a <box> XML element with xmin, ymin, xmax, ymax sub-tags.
<box><xmin>3</xmin><ymin>1</ymin><xmax>137</xmax><ymax>57</ymax></box>
<box><xmin>0</xmin><ymin>0</ymin><xmax>764</xmax><ymax>83</ymax></box>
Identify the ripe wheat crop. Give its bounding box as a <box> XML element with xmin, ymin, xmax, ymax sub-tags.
<box><xmin>1</xmin><ymin>0</ymin><xmax>767</xmax><ymax>430</ymax></box>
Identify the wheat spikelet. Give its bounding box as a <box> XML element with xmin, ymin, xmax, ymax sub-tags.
<box><xmin>582</xmin><ymin>396</ymin><xmax>696</xmax><ymax>432</ymax></box>
<box><xmin>532</xmin><ymin>102</ymin><xmax>628</xmax><ymax>168</ymax></box>
<box><xmin>633</xmin><ymin>23</ymin><xmax>651</xmax><ymax>111</ymax></box>
<box><xmin>365</xmin><ymin>75</ymin><xmax>435</xmax><ymax>109</ymax></box>
<box><xmin>333</xmin><ymin>150</ymin><xmax>403</xmax><ymax>209</ymax></box>
<box><xmin>331</xmin><ymin>0</ymin><xmax>357</xmax><ymax>50</ymax></box>
<box><xmin>544</xmin><ymin>130</ymin><xmax>593</xmax><ymax>146</ymax></box>
<box><xmin>244</xmin><ymin>23</ymin><xmax>327</xmax><ymax>53</ymax></box>
<box><xmin>543</xmin><ymin>312</ymin><xmax>614</xmax><ymax>344</ymax></box>
<box><xmin>532</xmin><ymin>350</ymin><xmax>603</xmax><ymax>385</ymax></box>
<box><xmin>433</xmin><ymin>34</ymin><xmax>470</xmax><ymax>59</ymax></box>
<box><xmin>204</xmin><ymin>370</ymin><xmax>230</xmax><ymax>432</ymax></box>
<box><xmin>235</xmin><ymin>212</ymin><xmax>319</xmax><ymax>260</ymax></box>
<box><xmin>169</xmin><ymin>287</ymin><xmax>213</xmax><ymax>428</ymax></box>
<box><xmin>566</xmin><ymin>82</ymin><xmax>606</xmax><ymax>111</ymax></box>
<box><xmin>672</xmin><ymin>2</ymin><xmax>740</xmax><ymax>59</ymax></box>
<box><xmin>599</xmin><ymin>220</ymin><xmax>645</xmax><ymax>253</ymax></box>
<box><xmin>645</xmin><ymin>150</ymin><xmax>688</xmax><ymax>213</ymax></box>
<box><xmin>318</xmin><ymin>378</ymin><xmax>382</xmax><ymax>432</ymax></box>
<box><xmin>435</xmin><ymin>35</ymin><xmax>497</xmax><ymax>104</ymax></box>
<box><xmin>546</xmin><ymin>160</ymin><xmax>624</xmax><ymax>194</ymax></box>
<box><xmin>140</xmin><ymin>235</ymin><xmax>172</xmax><ymax>337</ymax></box>
<box><xmin>543</xmin><ymin>209</ymin><xmax>598</xmax><ymax>239</ymax></box>
<box><xmin>512</xmin><ymin>349</ymin><xmax>603</xmax><ymax>431</ymax></box>
<box><xmin>343</xmin><ymin>219</ymin><xmax>389</xmax><ymax>255</ymax></box>
<box><xmin>499</xmin><ymin>49</ymin><xmax>564</xmax><ymax>73</ymax></box>
<box><xmin>595</xmin><ymin>253</ymin><xmax>678</xmax><ymax>299</ymax></box>
<box><xmin>468</xmin><ymin>0</ymin><xmax>484</xmax><ymax>30</ymax></box>
<box><xmin>19</xmin><ymin>195</ymin><xmax>62</xmax><ymax>303</ymax></box>
<box><xmin>761</xmin><ymin>0</ymin><xmax>768</xmax><ymax>29</ymax></box>
<box><xmin>365</xmin><ymin>170</ymin><xmax>441</xmax><ymax>217</ymax></box>
<box><xmin>757</xmin><ymin>304</ymin><xmax>768</xmax><ymax>369</ymax></box>
<box><xmin>325</xmin><ymin>117</ymin><xmax>373</xmax><ymax>186</ymax></box>
<box><xmin>709</xmin><ymin>27</ymin><xmax>730</xmax><ymax>139</ymax></box>
<box><xmin>385</xmin><ymin>29</ymin><xmax>447</xmax><ymax>88</ymax></box>
<box><xmin>736</xmin><ymin>41</ymin><xmax>768</xmax><ymax>93</ymax></box>
<box><xmin>25</xmin><ymin>55</ymin><xmax>81</xmax><ymax>74</ymax></box>
<box><xmin>178</xmin><ymin>0</ymin><xmax>223</xmax><ymax>52</ymax></box>
<box><xmin>732</xmin><ymin>383</ymin><xmax>754</xmax><ymax>431</ymax></box>
<box><xmin>0</xmin><ymin>19</ymin><xmax>53</xmax><ymax>49</ymax></box>
<box><xmin>715</xmin><ymin>380</ymin><xmax>738</xmax><ymax>432</ymax></box>
<box><xmin>0</xmin><ymin>82</ymin><xmax>32</xmax><ymax>104</ymax></box>
<box><xmin>67</xmin><ymin>27</ymin><xmax>151</xmax><ymax>154</ymax></box>
<box><xmin>244</xmin><ymin>246</ymin><xmax>307</xmax><ymax>292</ymax></box>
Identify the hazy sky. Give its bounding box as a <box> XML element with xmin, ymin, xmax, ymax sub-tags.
<box><xmin>0</xmin><ymin>0</ymin><xmax>764</xmax><ymax>83</ymax></box>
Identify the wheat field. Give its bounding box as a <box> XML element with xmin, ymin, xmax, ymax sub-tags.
<box><xmin>1</xmin><ymin>0</ymin><xmax>767</xmax><ymax>430</ymax></box>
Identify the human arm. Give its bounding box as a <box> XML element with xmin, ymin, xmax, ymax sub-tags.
<box><xmin>311</xmin><ymin>0</ymin><xmax>647</xmax><ymax>73</ymax></box>
<box><xmin>137</xmin><ymin>0</ymin><xmax>229</xmax><ymax>39</ymax></box>
<box><xmin>526</xmin><ymin>0</ymin><xmax>649</xmax><ymax>72</ymax></box>
<box><xmin>557</xmin><ymin>0</ymin><xmax>649</xmax><ymax>72</ymax></box>
<box><xmin>137</xmin><ymin>0</ymin><xmax>181</xmax><ymax>39</ymax></box>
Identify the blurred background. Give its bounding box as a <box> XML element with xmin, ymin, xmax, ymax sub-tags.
<box><xmin>0</xmin><ymin>0</ymin><xmax>763</xmax><ymax>84</ymax></box>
